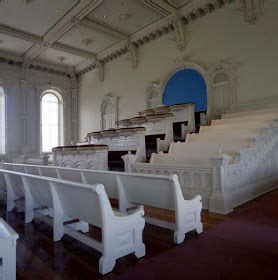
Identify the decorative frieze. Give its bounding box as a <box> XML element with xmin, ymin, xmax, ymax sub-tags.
<box><xmin>0</xmin><ymin>56</ymin><xmax>69</xmax><ymax>77</ymax></box>
<box><xmin>53</xmin><ymin>144</ymin><xmax>109</xmax><ymax>170</ymax></box>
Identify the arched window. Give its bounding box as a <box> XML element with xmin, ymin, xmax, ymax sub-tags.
<box><xmin>0</xmin><ymin>86</ymin><xmax>5</xmax><ymax>154</ymax></box>
<box><xmin>40</xmin><ymin>90</ymin><xmax>63</xmax><ymax>152</ymax></box>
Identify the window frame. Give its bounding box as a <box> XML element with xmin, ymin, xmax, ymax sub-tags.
<box><xmin>40</xmin><ymin>89</ymin><xmax>64</xmax><ymax>153</ymax></box>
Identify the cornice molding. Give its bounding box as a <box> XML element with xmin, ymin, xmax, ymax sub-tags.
<box><xmin>76</xmin><ymin>0</ymin><xmax>236</xmax><ymax>77</ymax></box>
<box><xmin>0</xmin><ymin>54</ymin><xmax>69</xmax><ymax>78</ymax></box>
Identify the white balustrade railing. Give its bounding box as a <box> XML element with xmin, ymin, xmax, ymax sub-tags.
<box><xmin>130</xmin><ymin>162</ymin><xmax>213</xmax><ymax>209</ymax></box>
<box><xmin>127</xmin><ymin>125</ymin><xmax>278</xmax><ymax>214</ymax></box>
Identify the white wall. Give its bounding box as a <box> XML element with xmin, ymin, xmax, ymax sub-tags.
<box><xmin>78</xmin><ymin>1</ymin><xmax>278</xmax><ymax>140</ymax></box>
<box><xmin>0</xmin><ymin>62</ymin><xmax>74</xmax><ymax>159</ymax></box>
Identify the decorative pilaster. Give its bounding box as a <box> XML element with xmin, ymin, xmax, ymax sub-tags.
<box><xmin>209</xmin><ymin>153</ymin><xmax>233</xmax><ymax>214</ymax></box>
<box><xmin>68</xmin><ymin>68</ymin><xmax>78</xmax><ymax>143</ymax></box>
<box><xmin>20</xmin><ymin>79</ymin><xmax>31</xmax><ymax>154</ymax></box>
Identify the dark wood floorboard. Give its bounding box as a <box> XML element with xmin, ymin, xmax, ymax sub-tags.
<box><xmin>0</xmin><ymin>189</ymin><xmax>277</xmax><ymax>280</ymax></box>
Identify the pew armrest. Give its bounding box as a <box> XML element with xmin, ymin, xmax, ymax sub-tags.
<box><xmin>184</xmin><ymin>195</ymin><xmax>201</xmax><ymax>204</ymax></box>
<box><xmin>113</xmin><ymin>205</ymin><xmax>144</xmax><ymax>221</ymax></box>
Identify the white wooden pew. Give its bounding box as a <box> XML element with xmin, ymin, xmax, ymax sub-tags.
<box><xmin>2</xmin><ymin>163</ymin><xmax>203</xmax><ymax>244</ymax></box>
<box><xmin>0</xmin><ymin>219</ymin><xmax>19</xmax><ymax>280</ymax></box>
<box><xmin>0</xmin><ymin>169</ymin><xmax>145</xmax><ymax>274</ymax></box>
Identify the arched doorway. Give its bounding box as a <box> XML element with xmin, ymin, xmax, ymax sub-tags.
<box><xmin>163</xmin><ymin>68</ymin><xmax>207</xmax><ymax>132</ymax></box>
<box><xmin>163</xmin><ymin>68</ymin><xmax>207</xmax><ymax>112</ymax></box>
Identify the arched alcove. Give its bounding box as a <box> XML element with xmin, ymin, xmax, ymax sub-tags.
<box><xmin>163</xmin><ymin>68</ymin><xmax>207</xmax><ymax>112</ymax></box>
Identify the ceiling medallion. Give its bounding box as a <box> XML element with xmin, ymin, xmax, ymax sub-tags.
<box><xmin>119</xmin><ymin>13</ymin><xmax>131</xmax><ymax>21</ymax></box>
<box><xmin>82</xmin><ymin>38</ymin><xmax>94</xmax><ymax>46</ymax></box>
<box><xmin>57</xmin><ymin>56</ymin><xmax>66</xmax><ymax>64</ymax></box>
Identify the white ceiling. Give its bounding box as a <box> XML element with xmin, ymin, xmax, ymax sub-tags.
<box><xmin>0</xmin><ymin>0</ymin><xmax>76</xmax><ymax>36</ymax></box>
<box><xmin>87</xmin><ymin>0</ymin><xmax>162</xmax><ymax>35</ymax></box>
<box><xmin>0</xmin><ymin>0</ymin><xmax>192</xmax><ymax>68</ymax></box>
<box><xmin>57</xmin><ymin>26</ymin><xmax>118</xmax><ymax>54</ymax></box>
<box><xmin>0</xmin><ymin>33</ymin><xmax>33</xmax><ymax>55</ymax></box>
<box><xmin>38</xmin><ymin>48</ymin><xmax>85</xmax><ymax>67</ymax></box>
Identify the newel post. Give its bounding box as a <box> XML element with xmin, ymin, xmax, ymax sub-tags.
<box><xmin>40</xmin><ymin>153</ymin><xmax>50</xmax><ymax>166</ymax></box>
<box><xmin>209</xmin><ymin>154</ymin><xmax>233</xmax><ymax>214</ymax></box>
<box><xmin>122</xmin><ymin>152</ymin><xmax>137</xmax><ymax>173</ymax></box>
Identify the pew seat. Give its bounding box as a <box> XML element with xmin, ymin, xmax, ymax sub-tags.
<box><xmin>0</xmin><ymin>169</ymin><xmax>146</xmax><ymax>274</ymax></box>
<box><xmin>2</xmin><ymin>163</ymin><xmax>203</xmax><ymax>244</ymax></box>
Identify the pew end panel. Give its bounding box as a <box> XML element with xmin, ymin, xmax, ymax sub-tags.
<box><xmin>0</xmin><ymin>219</ymin><xmax>19</xmax><ymax>280</ymax></box>
<box><xmin>2</xmin><ymin>172</ymin><xmax>25</xmax><ymax>212</ymax></box>
<box><xmin>51</xmin><ymin>181</ymin><xmax>146</xmax><ymax>275</ymax></box>
<box><xmin>115</xmin><ymin>173</ymin><xmax>203</xmax><ymax>244</ymax></box>
<box><xmin>172</xmin><ymin>175</ymin><xmax>203</xmax><ymax>244</ymax></box>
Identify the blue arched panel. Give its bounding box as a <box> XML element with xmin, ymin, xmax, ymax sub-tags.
<box><xmin>163</xmin><ymin>69</ymin><xmax>207</xmax><ymax>112</ymax></box>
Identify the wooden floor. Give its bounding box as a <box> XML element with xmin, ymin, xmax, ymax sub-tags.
<box><xmin>0</xmin><ymin>190</ymin><xmax>276</xmax><ymax>280</ymax></box>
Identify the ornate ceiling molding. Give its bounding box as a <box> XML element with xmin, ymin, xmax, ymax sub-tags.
<box><xmin>126</xmin><ymin>39</ymin><xmax>139</xmax><ymax>70</ymax></box>
<box><xmin>140</xmin><ymin>0</ymin><xmax>177</xmax><ymax>15</ymax></box>
<box><xmin>236</xmin><ymin>0</ymin><xmax>265</xmax><ymax>24</ymax></box>
<box><xmin>77</xmin><ymin>18</ymin><xmax>129</xmax><ymax>41</ymax></box>
<box><xmin>0</xmin><ymin>55</ymin><xmax>69</xmax><ymax>77</ymax></box>
<box><xmin>170</xmin><ymin>13</ymin><xmax>187</xmax><ymax>51</ymax></box>
<box><xmin>76</xmin><ymin>0</ymin><xmax>236</xmax><ymax>77</ymax></box>
<box><xmin>91</xmin><ymin>55</ymin><xmax>104</xmax><ymax>82</ymax></box>
<box><xmin>23</xmin><ymin>0</ymin><xmax>104</xmax><ymax>63</ymax></box>
<box><xmin>0</xmin><ymin>23</ymin><xmax>94</xmax><ymax>59</ymax></box>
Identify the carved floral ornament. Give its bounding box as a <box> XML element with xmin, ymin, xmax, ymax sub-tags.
<box><xmin>100</xmin><ymin>93</ymin><xmax>119</xmax><ymax>130</ymax></box>
<box><xmin>236</xmin><ymin>0</ymin><xmax>266</xmax><ymax>24</ymax></box>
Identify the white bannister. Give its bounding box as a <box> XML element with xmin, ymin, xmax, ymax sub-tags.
<box><xmin>130</xmin><ymin>123</ymin><xmax>278</xmax><ymax>214</ymax></box>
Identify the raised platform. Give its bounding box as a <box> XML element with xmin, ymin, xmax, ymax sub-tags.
<box><xmin>52</xmin><ymin>144</ymin><xmax>109</xmax><ymax>170</ymax></box>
